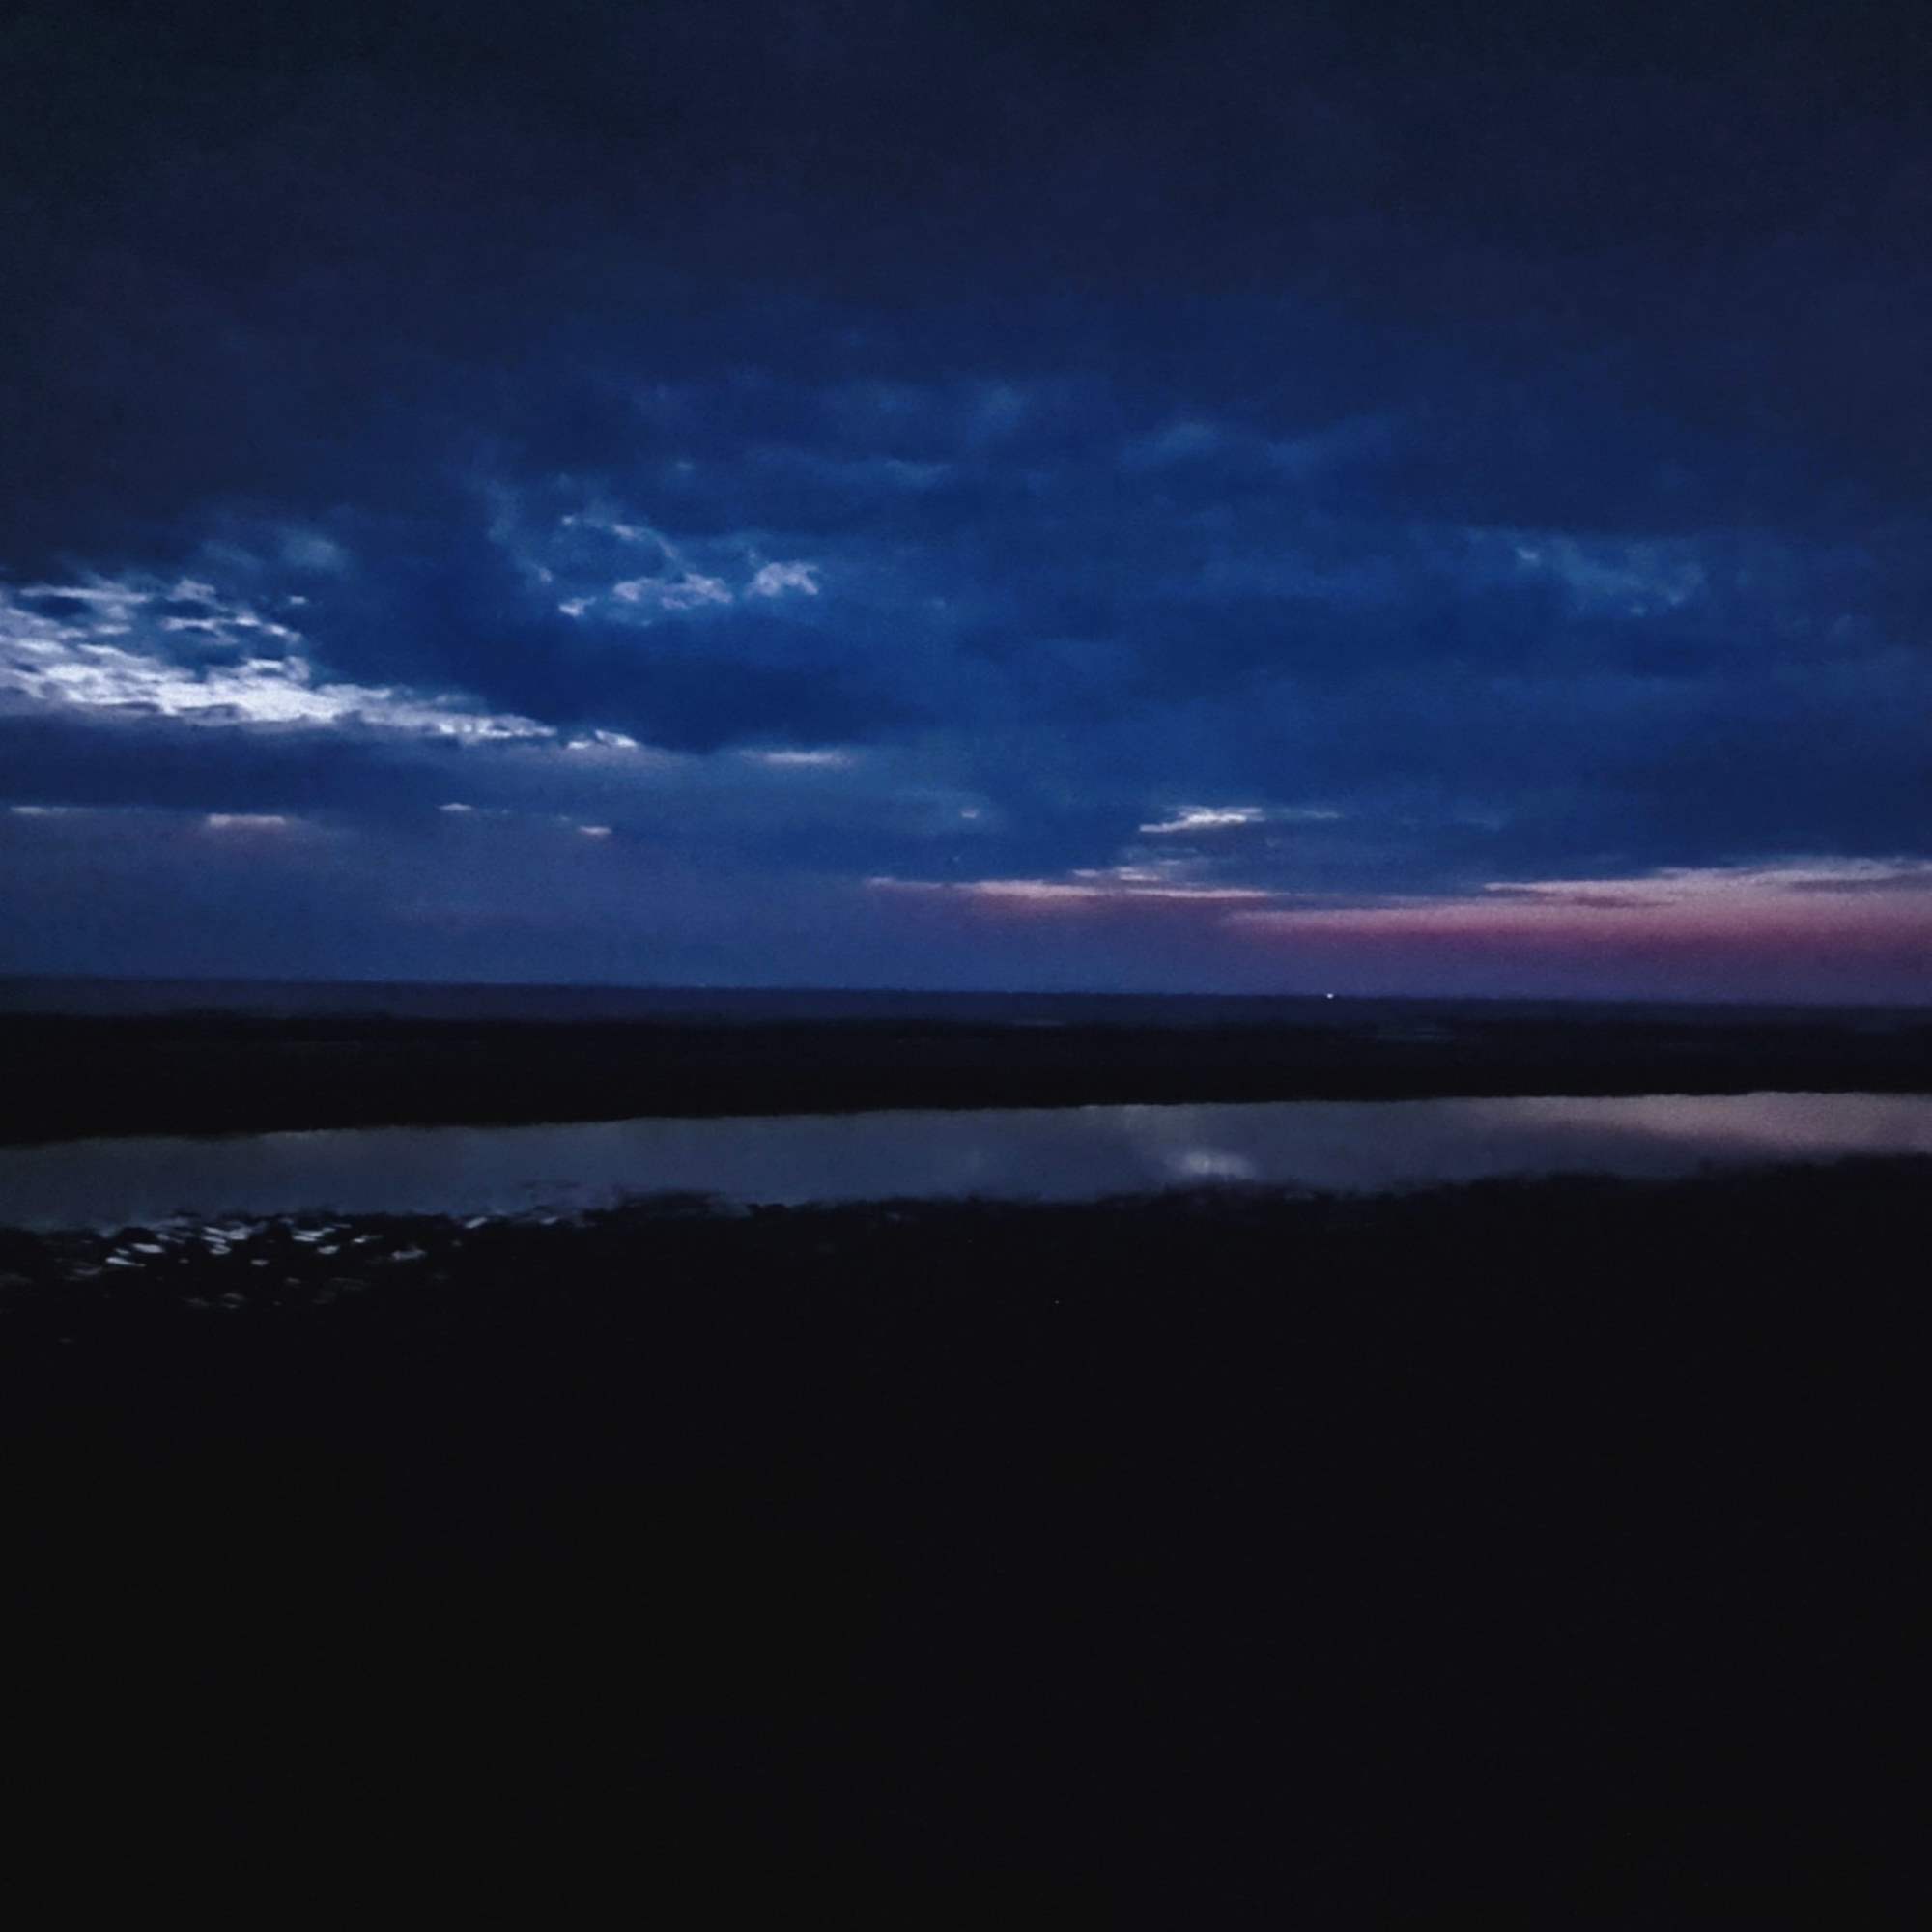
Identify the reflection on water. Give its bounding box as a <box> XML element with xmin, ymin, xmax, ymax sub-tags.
<box><xmin>3</xmin><ymin>1092</ymin><xmax>1931</xmax><ymax>1231</ymax></box>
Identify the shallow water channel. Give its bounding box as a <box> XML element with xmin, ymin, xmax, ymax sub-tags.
<box><xmin>3</xmin><ymin>1091</ymin><xmax>1931</xmax><ymax>1231</ymax></box>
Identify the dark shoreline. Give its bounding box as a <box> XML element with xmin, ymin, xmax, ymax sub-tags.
<box><xmin>4</xmin><ymin>1160</ymin><xmax>1925</xmax><ymax>1913</ymax></box>
<box><xmin>7</xmin><ymin>1002</ymin><xmax>1932</xmax><ymax>1144</ymax></box>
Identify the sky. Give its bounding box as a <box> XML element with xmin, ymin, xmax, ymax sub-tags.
<box><xmin>3</xmin><ymin>1</ymin><xmax>1929</xmax><ymax>1002</ymax></box>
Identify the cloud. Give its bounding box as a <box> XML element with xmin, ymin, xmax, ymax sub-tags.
<box><xmin>1134</xmin><ymin>804</ymin><xmax>1345</xmax><ymax>836</ymax></box>
<box><xmin>505</xmin><ymin>504</ymin><xmax>831</xmax><ymax>635</ymax></box>
<box><xmin>611</xmin><ymin>571</ymin><xmax>733</xmax><ymax>614</ymax></box>
<box><xmin>563</xmin><ymin>729</ymin><xmax>648</xmax><ymax>754</ymax></box>
<box><xmin>869</xmin><ymin>873</ymin><xmax>1274</xmax><ymax>909</ymax></box>
<box><xmin>1</xmin><ymin>579</ymin><xmax>551</xmax><ymax>743</ymax></box>
<box><xmin>1223</xmin><ymin>859</ymin><xmax>1932</xmax><ymax>948</ymax></box>
<box><xmin>739</xmin><ymin>746</ymin><xmax>855</xmax><ymax>769</ymax></box>
<box><xmin>1138</xmin><ymin>806</ymin><xmax>1266</xmax><ymax>834</ymax></box>
<box><xmin>747</xmin><ymin>560</ymin><xmax>822</xmax><ymax>598</ymax></box>
<box><xmin>1495</xmin><ymin>532</ymin><xmax>1708</xmax><ymax>616</ymax></box>
<box><xmin>1481</xmin><ymin>859</ymin><xmax>1932</xmax><ymax>906</ymax></box>
<box><xmin>278</xmin><ymin>530</ymin><xmax>351</xmax><ymax>574</ymax></box>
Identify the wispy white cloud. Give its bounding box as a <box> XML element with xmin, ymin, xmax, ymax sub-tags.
<box><xmin>563</xmin><ymin>729</ymin><xmax>646</xmax><ymax>753</ymax></box>
<box><xmin>1</xmin><ymin>578</ymin><xmax>551</xmax><ymax>742</ymax></box>
<box><xmin>1478</xmin><ymin>858</ymin><xmax>1932</xmax><ymax>905</ymax></box>
<box><xmin>611</xmin><ymin>571</ymin><xmax>733</xmax><ymax>613</ymax></box>
<box><xmin>1138</xmin><ymin>805</ymin><xmax>1265</xmax><ymax>835</ymax></box>
<box><xmin>1138</xmin><ymin>804</ymin><xmax>1341</xmax><ymax>835</ymax></box>
<box><xmin>6</xmin><ymin>802</ymin><xmax>320</xmax><ymax>836</ymax></box>
<box><xmin>747</xmin><ymin>560</ymin><xmax>822</xmax><ymax>599</ymax></box>
<box><xmin>868</xmin><ymin>873</ymin><xmax>1274</xmax><ymax>908</ymax></box>
<box><xmin>531</xmin><ymin>506</ymin><xmax>827</xmax><ymax>623</ymax></box>
<box><xmin>739</xmin><ymin>746</ymin><xmax>855</xmax><ymax>769</ymax></box>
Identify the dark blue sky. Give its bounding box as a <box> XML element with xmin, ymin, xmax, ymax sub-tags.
<box><xmin>4</xmin><ymin>1</ymin><xmax>1929</xmax><ymax>999</ymax></box>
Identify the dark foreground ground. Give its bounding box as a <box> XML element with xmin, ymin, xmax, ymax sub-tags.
<box><xmin>2</xmin><ymin>1162</ymin><xmax>1924</xmax><ymax>1919</ymax></box>
<box><xmin>4</xmin><ymin>999</ymin><xmax>1931</xmax><ymax>1142</ymax></box>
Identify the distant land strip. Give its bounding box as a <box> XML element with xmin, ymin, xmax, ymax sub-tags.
<box><xmin>4</xmin><ymin>1009</ymin><xmax>1931</xmax><ymax>1145</ymax></box>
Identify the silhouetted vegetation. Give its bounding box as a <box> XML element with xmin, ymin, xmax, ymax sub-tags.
<box><xmin>4</xmin><ymin>1158</ymin><xmax>1924</xmax><ymax>1915</ymax></box>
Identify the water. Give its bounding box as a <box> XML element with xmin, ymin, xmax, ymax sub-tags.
<box><xmin>2</xmin><ymin>1092</ymin><xmax>1929</xmax><ymax>1231</ymax></box>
